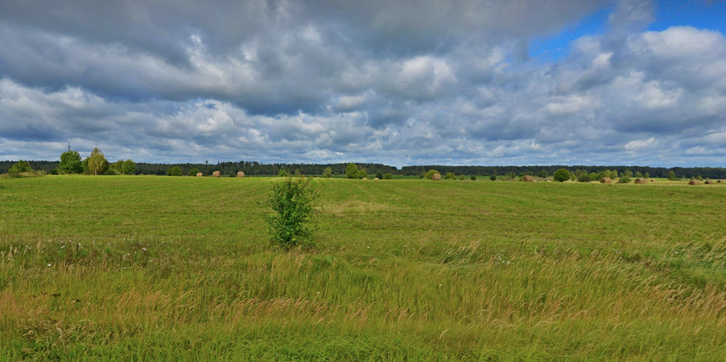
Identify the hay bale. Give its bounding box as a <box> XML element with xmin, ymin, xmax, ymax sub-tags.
<box><xmin>600</xmin><ymin>177</ymin><xmax>612</xmax><ymax>184</ymax></box>
<box><xmin>432</xmin><ymin>173</ymin><xmax>441</xmax><ymax>180</ymax></box>
<box><xmin>521</xmin><ymin>175</ymin><xmax>534</xmax><ymax>182</ymax></box>
<box><xmin>650</xmin><ymin>179</ymin><xmax>654</xmax><ymax>182</ymax></box>
<box><xmin>634</xmin><ymin>178</ymin><xmax>647</xmax><ymax>184</ymax></box>
<box><xmin>196</xmin><ymin>173</ymin><xmax>203</xmax><ymax>177</ymax></box>
<box><xmin>705</xmin><ymin>180</ymin><xmax>713</xmax><ymax>184</ymax></box>
<box><xmin>363</xmin><ymin>177</ymin><xmax>368</xmax><ymax>180</ymax></box>
<box><xmin>237</xmin><ymin>171</ymin><xmax>245</xmax><ymax>178</ymax></box>
<box><xmin>213</xmin><ymin>171</ymin><xmax>221</xmax><ymax>177</ymax></box>
<box><xmin>718</xmin><ymin>180</ymin><xmax>723</xmax><ymax>183</ymax></box>
<box><xmin>689</xmin><ymin>179</ymin><xmax>700</xmax><ymax>185</ymax></box>
<box><xmin>374</xmin><ymin>178</ymin><xmax>379</xmax><ymax>180</ymax></box>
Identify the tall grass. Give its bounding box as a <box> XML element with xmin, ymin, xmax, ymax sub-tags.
<box><xmin>1</xmin><ymin>176</ymin><xmax>725</xmax><ymax>360</ymax></box>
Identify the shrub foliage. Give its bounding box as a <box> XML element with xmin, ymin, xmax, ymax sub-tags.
<box><xmin>265</xmin><ymin>176</ymin><xmax>318</xmax><ymax>248</ymax></box>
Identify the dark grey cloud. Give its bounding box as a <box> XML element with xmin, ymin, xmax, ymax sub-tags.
<box><xmin>1</xmin><ymin>0</ymin><xmax>725</xmax><ymax>167</ymax></box>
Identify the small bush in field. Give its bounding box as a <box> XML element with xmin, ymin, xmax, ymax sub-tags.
<box><xmin>471</xmin><ymin>175</ymin><xmax>477</xmax><ymax>180</ymax></box>
<box><xmin>265</xmin><ymin>176</ymin><xmax>318</xmax><ymax>248</ymax></box>
<box><xmin>490</xmin><ymin>175</ymin><xmax>496</xmax><ymax>181</ymax></box>
<box><xmin>188</xmin><ymin>168</ymin><xmax>201</xmax><ymax>176</ymax></box>
<box><xmin>383</xmin><ymin>173</ymin><xmax>394</xmax><ymax>180</ymax></box>
<box><xmin>167</xmin><ymin>166</ymin><xmax>183</xmax><ymax>176</ymax></box>
<box><xmin>376</xmin><ymin>172</ymin><xmax>383</xmax><ymax>179</ymax></box>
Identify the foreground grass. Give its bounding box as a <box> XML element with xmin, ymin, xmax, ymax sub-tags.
<box><xmin>1</xmin><ymin>176</ymin><xmax>726</xmax><ymax>361</ymax></box>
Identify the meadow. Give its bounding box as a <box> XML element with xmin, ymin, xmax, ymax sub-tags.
<box><xmin>1</xmin><ymin>175</ymin><xmax>726</xmax><ymax>361</ymax></box>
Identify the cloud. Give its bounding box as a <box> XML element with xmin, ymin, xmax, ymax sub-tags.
<box><xmin>0</xmin><ymin>1</ymin><xmax>725</xmax><ymax>167</ymax></box>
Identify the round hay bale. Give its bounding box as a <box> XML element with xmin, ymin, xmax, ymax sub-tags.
<box><xmin>237</xmin><ymin>171</ymin><xmax>245</xmax><ymax>178</ymax></box>
<box><xmin>650</xmin><ymin>179</ymin><xmax>654</xmax><ymax>182</ymax></box>
<box><xmin>634</xmin><ymin>178</ymin><xmax>646</xmax><ymax>184</ymax></box>
<box><xmin>718</xmin><ymin>180</ymin><xmax>723</xmax><ymax>183</ymax></box>
<box><xmin>374</xmin><ymin>177</ymin><xmax>379</xmax><ymax>180</ymax></box>
<box><xmin>688</xmin><ymin>179</ymin><xmax>700</xmax><ymax>185</ymax></box>
<box><xmin>521</xmin><ymin>175</ymin><xmax>534</xmax><ymax>182</ymax></box>
<box><xmin>705</xmin><ymin>180</ymin><xmax>713</xmax><ymax>184</ymax></box>
<box><xmin>362</xmin><ymin>177</ymin><xmax>368</xmax><ymax>180</ymax></box>
<box><xmin>600</xmin><ymin>177</ymin><xmax>612</xmax><ymax>184</ymax></box>
<box><xmin>213</xmin><ymin>171</ymin><xmax>221</xmax><ymax>177</ymax></box>
<box><xmin>196</xmin><ymin>173</ymin><xmax>203</xmax><ymax>177</ymax></box>
<box><xmin>432</xmin><ymin>173</ymin><xmax>441</xmax><ymax>180</ymax></box>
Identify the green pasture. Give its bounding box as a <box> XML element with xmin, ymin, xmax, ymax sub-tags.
<box><xmin>1</xmin><ymin>176</ymin><xmax>725</xmax><ymax>361</ymax></box>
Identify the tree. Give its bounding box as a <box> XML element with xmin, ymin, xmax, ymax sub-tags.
<box><xmin>265</xmin><ymin>176</ymin><xmax>318</xmax><ymax>248</ymax></box>
<box><xmin>668</xmin><ymin>170</ymin><xmax>676</xmax><ymax>180</ymax></box>
<box><xmin>445</xmin><ymin>172</ymin><xmax>456</xmax><ymax>180</ymax></box>
<box><xmin>490</xmin><ymin>174</ymin><xmax>497</xmax><ymax>181</ymax></box>
<box><xmin>425</xmin><ymin>170</ymin><xmax>440</xmax><ymax>180</ymax></box>
<box><xmin>294</xmin><ymin>169</ymin><xmax>302</xmax><ymax>177</ymax></box>
<box><xmin>279</xmin><ymin>169</ymin><xmax>289</xmax><ymax>177</ymax></box>
<box><xmin>345</xmin><ymin>163</ymin><xmax>358</xmax><ymax>179</ymax></box>
<box><xmin>376</xmin><ymin>171</ymin><xmax>383</xmax><ymax>179</ymax></box>
<box><xmin>635</xmin><ymin>171</ymin><xmax>643</xmax><ymax>178</ymax></box>
<box><xmin>578</xmin><ymin>174</ymin><xmax>591</xmax><ymax>182</ymax></box>
<box><xmin>537</xmin><ymin>170</ymin><xmax>549</xmax><ymax>178</ymax></box>
<box><xmin>553</xmin><ymin>168</ymin><xmax>570</xmax><ymax>182</ymax></box>
<box><xmin>189</xmin><ymin>168</ymin><xmax>201</xmax><ymax>176</ymax></box>
<box><xmin>167</xmin><ymin>166</ymin><xmax>183</xmax><ymax>176</ymax></box>
<box><xmin>81</xmin><ymin>158</ymin><xmax>90</xmax><ymax>174</ymax></box>
<box><xmin>384</xmin><ymin>173</ymin><xmax>394</xmax><ymax>180</ymax></box>
<box><xmin>322</xmin><ymin>167</ymin><xmax>333</xmax><ymax>178</ymax></box>
<box><xmin>358</xmin><ymin>168</ymin><xmax>368</xmax><ymax>179</ymax></box>
<box><xmin>109</xmin><ymin>160</ymin><xmax>124</xmax><ymax>174</ymax></box>
<box><xmin>122</xmin><ymin>160</ymin><xmax>136</xmax><ymax>175</ymax></box>
<box><xmin>9</xmin><ymin>160</ymin><xmax>32</xmax><ymax>173</ymax></box>
<box><xmin>644</xmin><ymin>172</ymin><xmax>650</xmax><ymax>179</ymax></box>
<box><xmin>60</xmin><ymin>150</ymin><xmax>82</xmax><ymax>174</ymax></box>
<box><xmin>87</xmin><ymin>147</ymin><xmax>109</xmax><ymax>175</ymax></box>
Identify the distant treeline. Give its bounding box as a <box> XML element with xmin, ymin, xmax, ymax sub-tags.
<box><xmin>2</xmin><ymin>160</ymin><xmax>725</xmax><ymax>179</ymax></box>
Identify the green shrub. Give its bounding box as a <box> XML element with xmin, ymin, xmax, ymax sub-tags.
<box><xmin>553</xmin><ymin>168</ymin><xmax>570</xmax><ymax>182</ymax></box>
<box><xmin>167</xmin><ymin>166</ymin><xmax>183</xmax><ymax>176</ymax></box>
<box><xmin>279</xmin><ymin>169</ymin><xmax>289</xmax><ymax>177</ymax></box>
<box><xmin>345</xmin><ymin>163</ymin><xmax>358</xmax><ymax>179</ymax></box>
<box><xmin>294</xmin><ymin>169</ymin><xmax>302</xmax><ymax>177</ymax></box>
<box><xmin>188</xmin><ymin>168</ymin><xmax>201</xmax><ymax>176</ymax></box>
<box><xmin>322</xmin><ymin>167</ymin><xmax>333</xmax><ymax>178</ymax></box>
<box><xmin>578</xmin><ymin>174</ymin><xmax>591</xmax><ymax>182</ymax></box>
<box><xmin>9</xmin><ymin>160</ymin><xmax>32</xmax><ymax>173</ymax></box>
<box><xmin>458</xmin><ymin>175</ymin><xmax>465</xmax><ymax>180</ymax></box>
<box><xmin>618</xmin><ymin>176</ymin><xmax>631</xmax><ymax>184</ymax></box>
<box><xmin>60</xmin><ymin>151</ymin><xmax>83</xmax><ymax>174</ymax></box>
<box><xmin>104</xmin><ymin>169</ymin><xmax>121</xmax><ymax>175</ymax></box>
<box><xmin>668</xmin><ymin>171</ymin><xmax>676</xmax><ymax>180</ymax></box>
<box><xmin>489</xmin><ymin>175</ymin><xmax>496</xmax><ymax>181</ymax></box>
<box><xmin>384</xmin><ymin>173</ymin><xmax>394</xmax><ymax>180</ymax></box>
<box><xmin>358</xmin><ymin>169</ymin><xmax>368</xmax><ymax>179</ymax></box>
<box><xmin>376</xmin><ymin>172</ymin><xmax>383</xmax><ymax>179</ymax></box>
<box><xmin>445</xmin><ymin>172</ymin><xmax>456</xmax><ymax>180</ymax></box>
<box><xmin>265</xmin><ymin>176</ymin><xmax>318</xmax><ymax>248</ymax></box>
<box><xmin>425</xmin><ymin>170</ymin><xmax>440</xmax><ymax>180</ymax></box>
<box><xmin>470</xmin><ymin>175</ymin><xmax>477</xmax><ymax>181</ymax></box>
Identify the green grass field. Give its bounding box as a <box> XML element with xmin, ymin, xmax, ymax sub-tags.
<box><xmin>1</xmin><ymin>176</ymin><xmax>726</xmax><ymax>361</ymax></box>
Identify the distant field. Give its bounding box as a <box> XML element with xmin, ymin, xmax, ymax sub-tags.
<box><xmin>1</xmin><ymin>176</ymin><xmax>726</xmax><ymax>361</ymax></box>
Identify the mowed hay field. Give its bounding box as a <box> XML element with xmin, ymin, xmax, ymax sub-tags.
<box><xmin>1</xmin><ymin>176</ymin><xmax>726</xmax><ymax>361</ymax></box>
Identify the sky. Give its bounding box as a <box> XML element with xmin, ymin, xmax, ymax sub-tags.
<box><xmin>0</xmin><ymin>0</ymin><xmax>725</xmax><ymax>167</ymax></box>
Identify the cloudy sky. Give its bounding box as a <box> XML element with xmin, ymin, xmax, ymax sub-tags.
<box><xmin>1</xmin><ymin>0</ymin><xmax>725</xmax><ymax>167</ymax></box>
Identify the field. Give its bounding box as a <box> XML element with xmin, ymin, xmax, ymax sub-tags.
<box><xmin>1</xmin><ymin>176</ymin><xmax>726</xmax><ymax>361</ymax></box>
